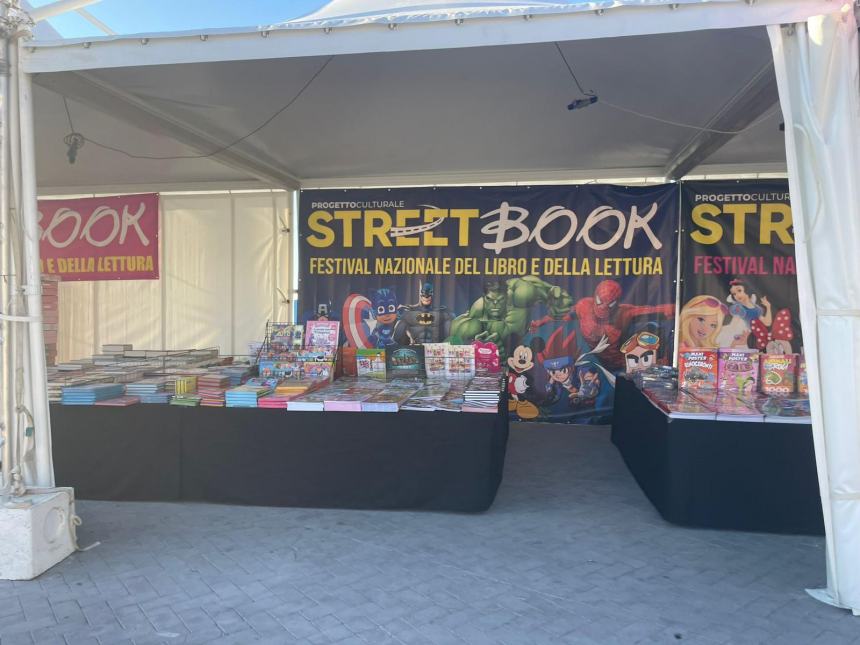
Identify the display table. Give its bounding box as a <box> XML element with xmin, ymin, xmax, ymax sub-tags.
<box><xmin>51</xmin><ymin>405</ymin><xmax>508</xmax><ymax>512</ymax></box>
<box><xmin>611</xmin><ymin>377</ymin><xmax>824</xmax><ymax>535</ymax></box>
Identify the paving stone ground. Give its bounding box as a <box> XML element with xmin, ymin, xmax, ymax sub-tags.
<box><xmin>0</xmin><ymin>424</ymin><xmax>854</xmax><ymax>645</ymax></box>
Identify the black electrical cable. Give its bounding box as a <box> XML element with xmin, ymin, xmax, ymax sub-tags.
<box><xmin>62</xmin><ymin>55</ymin><xmax>334</xmax><ymax>161</ymax></box>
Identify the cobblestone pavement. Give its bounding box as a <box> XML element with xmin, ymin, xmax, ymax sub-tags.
<box><xmin>0</xmin><ymin>424</ymin><xmax>853</xmax><ymax>645</ymax></box>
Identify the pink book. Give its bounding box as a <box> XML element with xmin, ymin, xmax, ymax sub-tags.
<box><xmin>718</xmin><ymin>349</ymin><xmax>759</xmax><ymax>394</ymax></box>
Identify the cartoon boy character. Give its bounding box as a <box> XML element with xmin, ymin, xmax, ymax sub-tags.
<box><xmin>369</xmin><ymin>288</ymin><xmax>400</xmax><ymax>349</ymax></box>
<box><xmin>506</xmin><ymin>345</ymin><xmax>539</xmax><ymax>420</ymax></box>
<box><xmin>621</xmin><ymin>330</ymin><xmax>661</xmax><ymax>375</ymax></box>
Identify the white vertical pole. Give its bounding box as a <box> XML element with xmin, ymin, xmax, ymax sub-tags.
<box><xmin>16</xmin><ymin>44</ymin><xmax>53</xmax><ymax>488</ymax></box>
<box><xmin>0</xmin><ymin>23</ymin><xmax>13</xmax><ymax>495</ymax></box>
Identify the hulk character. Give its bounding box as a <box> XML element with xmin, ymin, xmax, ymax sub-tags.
<box><xmin>448</xmin><ymin>277</ymin><xmax>572</xmax><ymax>359</ymax></box>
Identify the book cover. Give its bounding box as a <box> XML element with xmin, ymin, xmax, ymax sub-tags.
<box><xmin>305</xmin><ymin>320</ymin><xmax>340</xmax><ymax>348</ymax></box>
<box><xmin>678</xmin><ymin>349</ymin><xmax>717</xmax><ymax>390</ymax></box>
<box><xmin>446</xmin><ymin>344</ymin><xmax>476</xmax><ymax>380</ymax></box>
<box><xmin>473</xmin><ymin>341</ymin><xmax>501</xmax><ymax>374</ymax></box>
<box><xmin>712</xmin><ymin>391</ymin><xmax>764</xmax><ymax>422</ymax></box>
<box><xmin>760</xmin><ymin>353</ymin><xmax>798</xmax><ymax>395</ymax></box>
<box><xmin>385</xmin><ymin>345</ymin><xmax>426</xmax><ymax>380</ymax></box>
<box><xmin>756</xmin><ymin>395</ymin><xmax>811</xmax><ymax>424</ymax></box>
<box><xmin>423</xmin><ymin>343</ymin><xmax>449</xmax><ymax>380</ymax></box>
<box><xmin>798</xmin><ymin>356</ymin><xmax>809</xmax><ymax>396</ymax></box>
<box><xmin>717</xmin><ymin>349</ymin><xmax>759</xmax><ymax>394</ymax></box>
<box><xmin>270</xmin><ymin>323</ymin><xmax>304</xmax><ymax>351</ymax></box>
<box><xmin>357</xmin><ymin>349</ymin><xmax>386</xmax><ymax>379</ymax></box>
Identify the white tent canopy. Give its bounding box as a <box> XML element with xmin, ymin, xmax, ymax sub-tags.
<box><xmin>6</xmin><ymin>0</ymin><xmax>860</xmax><ymax>616</ymax></box>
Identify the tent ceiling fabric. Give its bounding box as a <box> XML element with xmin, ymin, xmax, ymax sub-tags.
<box><xmin>33</xmin><ymin>26</ymin><xmax>785</xmax><ymax>191</ymax></box>
<box><xmin>275</xmin><ymin>0</ymin><xmax>723</xmax><ymax>28</ymax></box>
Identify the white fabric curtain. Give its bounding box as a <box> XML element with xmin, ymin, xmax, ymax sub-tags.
<box><xmin>56</xmin><ymin>191</ymin><xmax>291</xmax><ymax>362</ymax></box>
<box><xmin>769</xmin><ymin>12</ymin><xmax>860</xmax><ymax>614</ymax></box>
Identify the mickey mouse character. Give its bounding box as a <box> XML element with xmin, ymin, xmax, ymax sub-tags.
<box><xmin>506</xmin><ymin>345</ymin><xmax>539</xmax><ymax>420</ymax></box>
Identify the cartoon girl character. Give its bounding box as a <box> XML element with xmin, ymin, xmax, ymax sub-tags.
<box><xmin>678</xmin><ymin>295</ymin><xmax>727</xmax><ymax>350</ymax></box>
<box><xmin>716</xmin><ymin>278</ymin><xmax>773</xmax><ymax>348</ymax></box>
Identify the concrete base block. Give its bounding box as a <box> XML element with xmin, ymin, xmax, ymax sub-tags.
<box><xmin>0</xmin><ymin>487</ymin><xmax>76</xmax><ymax>580</ymax></box>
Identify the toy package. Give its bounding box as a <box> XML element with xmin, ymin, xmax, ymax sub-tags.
<box><xmin>760</xmin><ymin>353</ymin><xmax>798</xmax><ymax>395</ymax></box>
<box><xmin>717</xmin><ymin>348</ymin><xmax>759</xmax><ymax>394</ymax></box>
<box><xmin>678</xmin><ymin>349</ymin><xmax>718</xmax><ymax>390</ymax></box>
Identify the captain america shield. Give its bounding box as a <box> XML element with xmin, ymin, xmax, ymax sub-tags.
<box><xmin>342</xmin><ymin>293</ymin><xmax>375</xmax><ymax>349</ymax></box>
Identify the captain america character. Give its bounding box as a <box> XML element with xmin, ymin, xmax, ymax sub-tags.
<box><xmin>395</xmin><ymin>281</ymin><xmax>452</xmax><ymax>344</ymax></box>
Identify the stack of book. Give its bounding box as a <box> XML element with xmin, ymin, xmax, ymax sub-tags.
<box><xmin>462</xmin><ymin>375</ymin><xmax>503</xmax><ymax>413</ymax></box>
<box><xmin>95</xmin><ymin>395</ymin><xmax>140</xmax><ymax>407</ymax></box>
<box><xmin>197</xmin><ymin>374</ymin><xmax>230</xmax><ymax>407</ymax></box>
<box><xmin>401</xmin><ymin>383</ymin><xmax>451</xmax><ymax>412</ymax></box>
<box><xmin>222</xmin><ymin>365</ymin><xmax>251</xmax><ymax>386</ymax></box>
<box><xmin>286</xmin><ymin>389</ymin><xmax>328</xmax><ymax>411</ymax></box>
<box><xmin>61</xmin><ymin>383</ymin><xmax>126</xmax><ymax>405</ymax></box>
<box><xmin>360</xmin><ymin>382</ymin><xmax>421</xmax><ymax>413</ymax></box>
<box><xmin>225</xmin><ymin>383</ymin><xmax>274</xmax><ymax>408</ymax></box>
<box><xmin>126</xmin><ymin>378</ymin><xmax>170</xmax><ymax>404</ymax></box>
<box><xmin>170</xmin><ymin>394</ymin><xmax>202</xmax><ymax>407</ymax></box>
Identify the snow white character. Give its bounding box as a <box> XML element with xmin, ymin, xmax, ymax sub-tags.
<box><xmin>716</xmin><ymin>278</ymin><xmax>772</xmax><ymax>348</ymax></box>
<box><xmin>678</xmin><ymin>295</ymin><xmax>727</xmax><ymax>350</ymax></box>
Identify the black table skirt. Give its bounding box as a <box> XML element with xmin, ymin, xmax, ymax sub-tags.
<box><xmin>51</xmin><ymin>404</ymin><xmax>509</xmax><ymax>512</ymax></box>
<box><xmin>611</xmin><ymin>377</ymin><xmax>824</xmax><ymax>535</ymax></box>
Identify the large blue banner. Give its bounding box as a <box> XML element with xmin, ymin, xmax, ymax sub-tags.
<box><xmin>299</xmin><ymin>185</ymin><xmax>679</xmax><ymax>423</ymax></box>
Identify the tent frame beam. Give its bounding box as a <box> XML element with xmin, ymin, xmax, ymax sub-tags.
<box><xmin>33</xmin><ymin>71</ymin><xmax>301</xmax><ymax>189</ymax></box>
<box><xmin>664</xmin><ymin>61</ymin><xmax>780</xmax><ymax>180</ymax></box>
<box><xmin>21</xmin><ymin>0</ymin><xmax>831</xmax><ymax>74</ymax></box>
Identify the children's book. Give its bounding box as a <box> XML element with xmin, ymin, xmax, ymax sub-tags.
<box><xmin>473</xmin><ymin>341</ymin><xmax>501</xmax><ymax>374</ymax></box>
<box><xmin>678</xmin><ymin>349</ymin><xmax>718</xmax><ymax>391</ymax></box>
<box><xmin>446</xmin><ymin>344</ymin><xmax>476</xmax><ymax>381</ymax></box>
<box><xmin>423</xmin><ymin>343</ymin><xmax>449</xmax><ymax>380</ymax></box>
<box><xmin>385</xmin><ymin>345</ymin><xmax>426</xmax><ymax>380</ymax></box>
<box><xmin>798</xmin><ymin>356</ymin><xmax>809</xmax><ymax>396</ymax></box>
<box><xmin>305</xmin><ymin>320</ymin><xmax>340</xmax><ymax>348</ymax></box>
<box><xmin>717</xmin><ymin>349</ymin><xmax>759</xmax><ymax>394</ymax></box>
<box><xmin>357</xmin><ymin>348</ymin><xmax>386</xmax><ymax>379</ymax></box>
<box><xmin>760</xmin><ymin>353</ymin><xmax>798</xmax><ymax>395</ymax></box>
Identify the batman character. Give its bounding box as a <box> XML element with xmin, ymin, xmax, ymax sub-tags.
<box><xmin>395</xmin><ymin>281</ymin><xmax>452</xmax><ymax>344</ymax></box>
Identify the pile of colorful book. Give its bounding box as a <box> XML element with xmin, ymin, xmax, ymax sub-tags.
<box><xmin>126</xmin><ymin>378</ymin><xmax>171</xmax><ymax>404</ymax></box>
<box><xmin>197</xmin><ymin>374</ymin><xmax>230</xmax><ymax>407</ymax></box>
<box><xmin>170</xmin><ymin>394</ymin><xmax>202</xmax><ymax>407</ymax></box>
<box><xmin>61</xmin><ymin>383</ymin><xmax>125</xmax><ymax>405</ymax></box>
<box><xmin>462</xmin><ymin>375</ymin><xmax>503</xmax><ymax>413</ymax></box>
<box><xmin>225</xmin><ymin>378</ymin><xmax>277</xmax><ymax>408</ymax></box>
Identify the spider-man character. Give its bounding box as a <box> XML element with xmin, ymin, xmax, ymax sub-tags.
<box><xmin>529</xmin><ymin>279</ymin><xmax>674</xmax><ymax>372</ymax></box>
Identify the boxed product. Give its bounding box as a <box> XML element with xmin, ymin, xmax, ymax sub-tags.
<box><xmin>678</xmin><ymin>349</ymin><xmax>718</xmax><ymax>390</ymax></box>
<box><xmin>717</xmin><ymin>348</ymin><xmax>759</xmax><ymax>394</ymax></box>
<box><xmin>760</xmin><ymin>353</ymin><xmax>798</xmax><ymax>395</ymax></box>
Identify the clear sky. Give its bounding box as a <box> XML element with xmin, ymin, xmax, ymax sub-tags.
<box><xmin>31</xmin><ymin>0</ymin><xmax>327</xmax><ymax>38</ymax></box>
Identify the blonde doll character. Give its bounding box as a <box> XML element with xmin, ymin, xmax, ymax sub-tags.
<box><xmin>678</xmin><ymin>295</ymin><xmax>727</xmax><ymax>350</ymax></box>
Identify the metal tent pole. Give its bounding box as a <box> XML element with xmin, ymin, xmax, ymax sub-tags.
<box><xmin>0</xmin><ymin>7</ymin><xmax>13</xmax><ymax>496</ymax></box>
<box><xmin>16</xmin><ymin>42</ymin><xmax>52</xmax><ymax>488</ymax></box>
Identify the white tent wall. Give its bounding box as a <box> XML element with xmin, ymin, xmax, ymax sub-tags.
<box><xmin>769</xmin><ymin>10</ymin><xmax>860</xmax><ymax>615</ymax></box>
<box><xmin>55</xmin><ymin>191</ymin><xmax>291</xmax><ymax>362</ymax></box>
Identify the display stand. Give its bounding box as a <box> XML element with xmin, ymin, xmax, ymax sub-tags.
<box><xmin>50</xmin><ymin>405</ymin><xmax>508</xmax><ymax>512</ymax></box>
<box><xmin>611</xmin><ymin>377</ymin><xmax>823</xmax><ymax>535</ymax></box>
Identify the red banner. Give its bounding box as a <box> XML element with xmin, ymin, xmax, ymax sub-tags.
<box><xmin>38</xmin><ymin>193</ymin><xmax>159</xmax><ymax>281</ymax></box>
